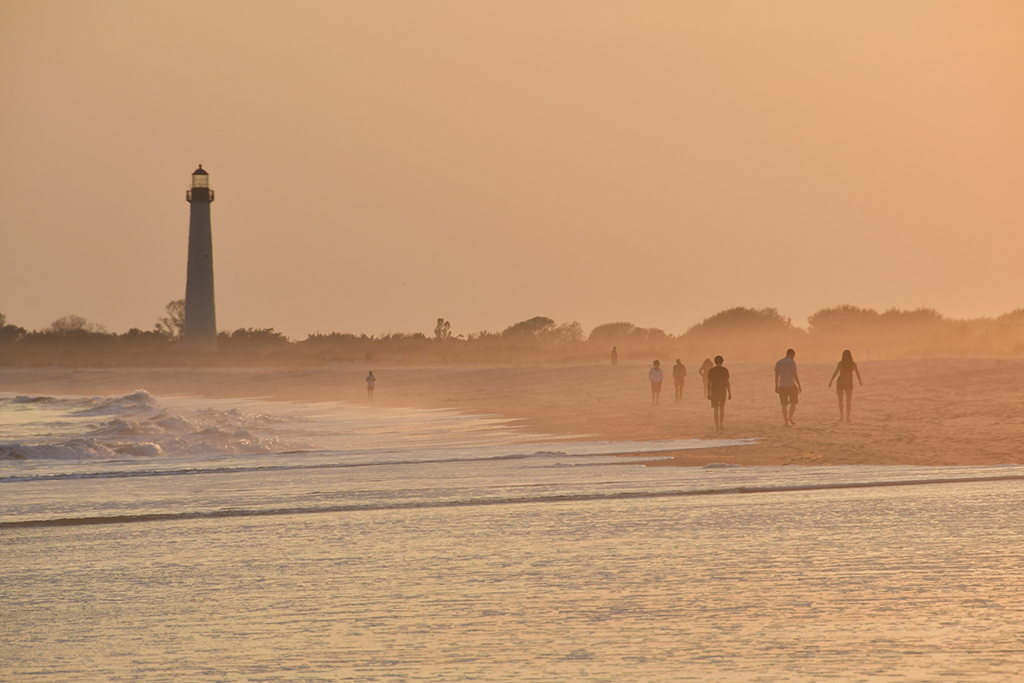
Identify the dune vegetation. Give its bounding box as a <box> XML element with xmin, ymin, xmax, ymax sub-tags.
<box><xmin>3</xmin><ymin>303</ymin><xmax>1024</xmax><ymax>367</ymax></box>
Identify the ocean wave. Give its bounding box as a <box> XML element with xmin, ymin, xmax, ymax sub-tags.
<box><xmin>0</xmin><ymin>439</ymin><xmax>163</xmax><ymax>461</ymax></box>
<box><xmin>76</xmin><ymin>390</ymin><xmax>157</xmax><ymax>416</ymax></box>
<box><xmin>90</xmin><ymin>418</ymin><xmax>163</xmax><ymax>437</ymax></box>
<box><xmin>8</xmin><ymin>395</ymin><xmax>60</xmax><ymax>404</ymax></box>
<box><xmin>2</xmin><ymin>390</ymin><xmax>157</xmax><ymax>416</ymax></box>
<box><xmin>0</xmin><ymin>432</ymin><xmax>281</xmax><ymax>462</ymax></box>
<box><xmin>0</xmin><ymin>390</ymin><xmax>292</xmax><ymax>461</ymax></box>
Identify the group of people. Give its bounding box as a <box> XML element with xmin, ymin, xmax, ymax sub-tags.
<box><xmin>647</xmin><ymin>349</ymin><xmax>863</xmax><ymax>430</ymax></box>
<box><xmin>646</xmin><ymin>359</ymin><xmax>689</xmax><ymax>405</ymax></box>
<box><xmin>367</xmin><ymin>349</ymin><xmax>863</xmax><ymax>423</ymax></box>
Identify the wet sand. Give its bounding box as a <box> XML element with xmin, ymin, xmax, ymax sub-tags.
<box><xmin>2</xmin><ymin>358</ymin><xmax>1023</xmax><ymax>466</ymax></box>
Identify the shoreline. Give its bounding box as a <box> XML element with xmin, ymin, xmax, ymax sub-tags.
<box><xmin>2</xmin><ymin>359</ymin><xmax>1022</xmax><ymax>467</ymax></box>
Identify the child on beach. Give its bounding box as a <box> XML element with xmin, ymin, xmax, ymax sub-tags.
<box><xmin>828</xmin><ymin>349</ymin><xmax>863</xmax><ymax>421</ymax></box>
<box><xmin>366</xmin><ymin>371</ymin><xmax>375</xmax><ymax>400</ymax></box>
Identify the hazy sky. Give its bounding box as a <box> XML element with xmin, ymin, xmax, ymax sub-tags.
<box><xmin>2</xmin><ymin>1</ymin><xmax>1022</xmax><ymax>339</ymax></box>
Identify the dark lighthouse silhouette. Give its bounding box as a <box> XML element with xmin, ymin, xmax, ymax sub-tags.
<box><xmin>183</xmin><ymin>165</ymin><xmax>217</xmax><ymax>349</ymax></box>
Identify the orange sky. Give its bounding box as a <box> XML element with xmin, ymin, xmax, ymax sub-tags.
<box><xmin>2</xmin><ymin>1</ymin><xmax>1022</xmax><ymax>339</ymax></box>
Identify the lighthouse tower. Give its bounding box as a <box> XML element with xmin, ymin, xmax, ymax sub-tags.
<box><xmin>183</xmin><ymin>165</ymin><xmax>218</xmax><ymax>349</ymax></box>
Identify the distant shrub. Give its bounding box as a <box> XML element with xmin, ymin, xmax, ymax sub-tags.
<box><xmin>997</xmin><ymin>308</ymin><xmax>1024</xmax><ymax>324</ymax></box>
<box><xmin>218</xmin><ymin>328</ymin><xmax>291</xmax><ymax>346</ymax></box>
<box><xmin>685</xmin><ymin>307</ymin><xmax>796</xmax><ymax>336</ymax></box>
<box><xmin>302</xmin><ymin>332</ymin><xmax>362</xmax><ymax>344</ymax></box>
<box><xmin>502</xmin><ymin>316</ymin><xmax>556</xmax><ymax>338</ymax></box>
<box><xmin>154</xmin><ymin>300</ymin><xmax>186</xmax><ymax>340</ymax></box>
<box><xmin>47</xmin><ymin>314</ymin><xmax>107</xmax><ymax>335</ymax></box>
<box><xmin>434</xmin><ymin>318</ymin><xmax>452</xmax><ymax>340</ymax></box>
<box><xmin>878</xmin><ymin>307</ymin><xmax>944</xmax><ymax>325</ymax></box>
<box><xmin>807</xmin><ymin>304</ymin><xmax>880</xmax><ymax>332</ymax></box>
<box><xmin>589</xmin><ymin>322</ymin><xmax>637</xmax><ymax>342</ymax></box>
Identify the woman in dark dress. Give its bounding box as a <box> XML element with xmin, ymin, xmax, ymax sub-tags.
<box><xmin>828</xmin><ymin>349</ymin><xmax>862</xmax><ymax>421</ymax></box>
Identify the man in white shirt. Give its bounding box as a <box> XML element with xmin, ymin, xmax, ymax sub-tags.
<box><xmin>774</xmin><ymin>348</ymin><xmax>801</xmax><ymax>426</ymax></box>
<box><xmin>649</xmin><ymin>360</ymin><xmax>664</xmax><ymax>405</ymax></box>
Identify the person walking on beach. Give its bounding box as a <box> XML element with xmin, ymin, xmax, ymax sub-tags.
<box><xmin>672</xmin><ymin>359</ymin><xmax>686</xmax><ymax>401</ymax></box>
<box><xmin>828</xmin><ymin>349</ymin><xmax>863</xmax><ymax>421</ymax></box>
<box><xmin>649</xmin><ymin>360</ymin><xmax>664</xmax><ymax>404</ymax></box>
<box><xmin>706</xmin><ymin>356</ymin><xmax>731</xmax><ymax>431</ymax></box>
<box><xmin>699</xmin><ymin>358</ymin><xmax>714</xmax><ymax>397</ymax></box>
<box><xmin>774</xmin><ymin>348</ymin><xmax>802</xmax><ymax>426</ymax></box>
<box><xmin>611</xmin><ymin>346</ymin><xmax>618</xmax><ymax>365</ymax></box>
<box><xmin>366</xmin><ymin>370</ymin><xmax>376</xmax><ymax>400</ymax></box>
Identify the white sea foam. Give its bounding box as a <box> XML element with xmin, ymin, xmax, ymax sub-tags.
<box><xmin>0</xmin><ymin>391</ymin><xmax>295</xmax><ymax>461</ymax></box>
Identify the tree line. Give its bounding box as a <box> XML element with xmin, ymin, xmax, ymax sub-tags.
<box><xmin>3</xmin><ymin>303</ymin><xmax>1024</xmax><ymax>367</ymax></box>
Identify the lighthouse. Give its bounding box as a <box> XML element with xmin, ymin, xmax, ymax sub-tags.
<box><xmin>183</xmin><ymin>165</ymin><xmax>218</xmax><ymax>349</ymax></box>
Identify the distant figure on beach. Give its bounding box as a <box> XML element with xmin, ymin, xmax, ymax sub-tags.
<box><xmin>828</xmin><ymin>349</ymin><xmax>863</xmax><ymax>421</ymax></box>
<box><xmin>366</xmin><ymin>370</ymin><xmax>376</xmax><ymax>399</ymax></box>
<box><xmin>699</xmin><ymin>358</ymin><xmax>714</xmax><ymax>396</ymax></box>
<box><xmin>706</xmin><ymin>356</ymin><xmax>731</xmax><ymax>431</ymax></box>
<box><xmin>649</xmin><ymin>360</ymin><xmax>663</xmax><ymax>404</ymax></box>
<box><xmin>774</xmin><ymin>348</ymin><xmax>802</xmax><ymax>427</ymax></box>
<box><xmin>611</xmin><ymin>346</ymin><xmax>618</xmax><ymax>365</ymax></box>
<box><xmin>673</xmin><ymin>359</ymin><xmax>686</xmax><ymax>400</ymax></box>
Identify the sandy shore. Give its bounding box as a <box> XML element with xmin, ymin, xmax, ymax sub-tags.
<box><xmin>3</xmin><ymin>359</ymin><xmax>1023</xmax><ymax>466</ymax></box>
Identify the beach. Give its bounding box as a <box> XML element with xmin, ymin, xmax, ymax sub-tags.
<box><xmin>2</xmin><ymin>357</ymin><xmax>1021</xmax><ymax>467</ymax></box>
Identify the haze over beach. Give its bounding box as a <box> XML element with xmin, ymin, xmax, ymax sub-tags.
<box><xmin>4</xmin><ymin>2</ymin><xmax>1024</xmax><ymax>682</ymax></box>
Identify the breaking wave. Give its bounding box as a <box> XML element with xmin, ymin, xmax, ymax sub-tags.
<box><xmin>0</xmin><ymin>390</ymin><xmax>286</xmax><ymax>461</ymax></box>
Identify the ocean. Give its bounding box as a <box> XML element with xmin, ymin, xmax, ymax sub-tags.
<box><xmin>3</xmin><ymin>390</ymin><xmax>1024</xmax><ymax>681</ymax></box>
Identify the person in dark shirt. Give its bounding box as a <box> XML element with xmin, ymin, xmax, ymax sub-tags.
<box><xmin>611</xmin><ymin>346</ymin><xmax>618</xmax><ymax>365</ymax></box>
<box><xmin>672</xmin><ymin>359</ymin><xmax>686</xmax><ymax>400</ymax></box>
<box><xmin>774</xmin><ymin>348</ymin><xmax>802</xmax><ymax>427</ymax></box>
<box><xmin>706</xmin><ymin>355</ymin><xmax>731</xmax><ymax>431</ymax></box>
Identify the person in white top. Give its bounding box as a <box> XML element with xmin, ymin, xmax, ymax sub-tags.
<box><xmin>649</xmin><ymin>360</ymin><xmax>664</xmax><ymax>405</ymax></box>
<box><xmin>774</xmin><ymin>349</ymin><xmax>801</xmax><ymax>426</ymax></box>
<box><xmin>366</xmin><ymin>370</ymin><xmax>376</xmax><ymax>400</ymax></box>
